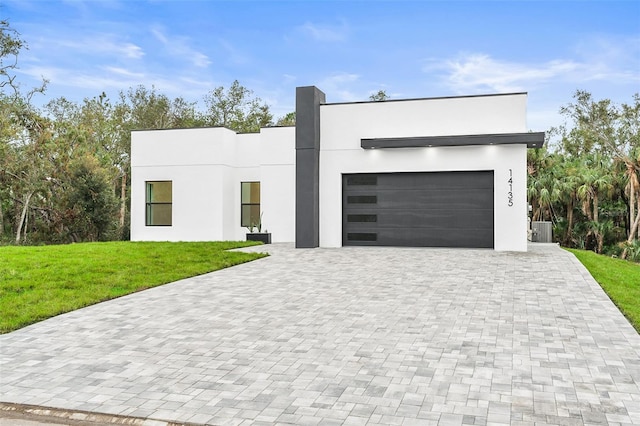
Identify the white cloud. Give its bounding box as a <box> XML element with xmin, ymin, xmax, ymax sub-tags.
<box><xmin>573</xmin><ymin>35</ymin><xmax>640</xmax><ymax>84</ymax></box>
<box><xmin>323</xmin><ymin>73</ymin><xmax>359</xmax><ymax>85</ymax></box>
<box><xmin>178</xmin><ymin>76</ymin><xmax>214</xmax><ymax>89</ymax></box>
<box><xmin>150</xmin><ymin>27</ymin><xmax>168</xmax><ymax>44</ymax></box>
<box><xmin>426</xmin><ymin>38</ymin><xmax>640</xmax><ymax>95</ymax></box>
<box><xmin>55</xmin><ymin>36</ymin><xmax>144</xmax><ymax>59</ymax></box>
<box><xmin>150</xmin><ymin>26</ymin><xmax>211</xmax><ymax>69</ymax></box>
<box><xmin>282</xmin><ymin>74</ymin><xmax>296</xmax><ymax>83</ymax></box>
<box><xmin>103</xmin><ymin>66</ymin><xmax>144</xmax><ymax>78</ymax></box>
<box><xmin>192</xmin><ymin>52</ymin><xmax>211</xmax><ymax>68</ymax></box>
<box><xmin>299</xmin><ymin>20</ymin><xmax>348</xmax><ymax>42</ymax></box>
<box><xmin>574</xmin><ymin>35</ymin><xmax>640</xmax><ymax>69</ymax></box>
<box><xmin>20</xmin><ymin>65</ymin><xmax>135</xmax><ymax>91</ymax></box>
<box><xmin>19</xmin><ymin>64</ymin><xmax>165</xmax><ymax>94</ymax></box>
<box><xmin>425</xmin><ymin>54</ymin><xmax>585</xmax><ymax>94</ymax></box>
<box><xmin>118</xmin><ymin>43</ymin><xmax>144</xmax><ymax>59</ymax></box>
<box><xmin>319</xmin><ymin>72</ymin><xmax>360</xmax><ymax>102</ymax></box>
<box><xmin>18</xmin><ymin>65</ymin><xmax>62</xmax><ymax>82</ymax></box>
<box><xmin>61</xmin><ymin>0</ymin><xmax>125</xmax><ymax>12</ymax></box>
<box><xmin>218</xmin><ymin>39</ymin><xmax>249</xmax><ymax>66</ymax></box>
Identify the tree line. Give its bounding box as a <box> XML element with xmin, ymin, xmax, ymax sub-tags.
<box><xmin>529</xmin><ymin>91</ymin><xmax>640</xmax><ymax>261</ymax></box>
<box><xmin>0</xmin><ymin>20</ymin><xmax>294</xmax><ymax>244</ymax></box>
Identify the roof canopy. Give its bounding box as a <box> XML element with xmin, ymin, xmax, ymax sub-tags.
<box><xmin>362</xmin><ymin>132</ymin><xmax>545</xmax><ymax>150</ymax></box>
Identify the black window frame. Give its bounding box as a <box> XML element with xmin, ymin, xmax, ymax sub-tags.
<box><xmin>241</xmin><ymin>181</ymin><xmax>261</xmax><ymax>228</ymax></box>
<box><xmin>145</xmin><ymin>180</ymin><xmax>173</xmax><ymax>226</ymax></box>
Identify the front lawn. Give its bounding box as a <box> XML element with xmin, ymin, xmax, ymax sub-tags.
<box><xmin>0</xmin><ymin>241</ymin><xmax>266</xmax><ymax>333</ymax></box>
<box><xmin>567</xmin><ymin>248</ymin><xmax>640</xmax><ymax>332</ymax></box>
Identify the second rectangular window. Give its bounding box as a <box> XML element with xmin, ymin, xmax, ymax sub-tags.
<box><xmin>241</xmin><ymin>182</ymin><xmax>261</xmax><ymax>228</ymax></box>
<box><xmin>146</xmin><ymin>181</ymin><xmax>172</xmax><ymax>226</ymax></box>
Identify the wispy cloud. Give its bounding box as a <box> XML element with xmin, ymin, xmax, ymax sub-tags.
<box><xmin>19</xmin><ymin>64</ymin><xmax>181</xmax><ymax>96</ymax></box>
<box><xmin>573</xmin><ymin>35</ymin><xmax>640</xmax><ymax>83</ymax></box>
<box><xmin>282</xmin><ymin>74</ymin><xmax>296</xmax><ymax>83</ymax></box>
<box><xmin>299</xmin><ymin>20</ymin><xmax>349</xmax><ymax>42</ymax></box>
<box><xmin>119</xmin><ymin>43</ymin><xmax>144</xmax><ymax>59</ymax></box>
<box><xmin>103</xmin><ymin>66</ymin><xmax>144</xmax><ymax>78</ymax></box>
<box><xmin>150</xmin><ymin>27</ymin><xmax>168</xmax><ymax>44</ymax></box>
<box><xmin>178</xmin><ymin>76</ymin><xmax>214</xmax><ymax>90</ymax></box>
<box><xmin>425</xmin><ymin>54</ymin><xmax>584</xmax><ymax>93</ymax></box>
<box><xmin>19</xmin><ymin>65</ymin><xmax>143</xmax><ymax>92</ymax></box>
<box><xmin>319</xmin><ymin>72</ymin><xmax>360</xmax><ymax>101</ymax></box>
<box><xmin>151</xmin><ymin>26</ymin><xmax>211</xmax><ymax>68</ymax></box>
<box><xmin>55</xmin><ymin>36</ymin><xmax>144</xmax><ymax>59</ymax></box>
<box><xmin>218</xmin><ymin>39</ymin><xmax>249</xmax><ymax>66</ymax></box>
<box><xmin>60</xmin><ymin>0</ymin><xmax>125</xmax><ymax>12</ymax></box>
<box><xmin>426</xmin><ymin>35</ymin><xmax>640</xmax><ymax>95</ymax></box>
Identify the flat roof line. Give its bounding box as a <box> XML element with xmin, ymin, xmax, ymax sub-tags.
<box><xmin>323</xmin><ymin>92</ymin><xmax>528</xmax><ymax>106</ymax></box>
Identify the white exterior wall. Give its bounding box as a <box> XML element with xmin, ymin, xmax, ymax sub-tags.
<box><xmin>130</xmin><ymin>92</ymin><xmax>532</xmax><ymax>250</ymax></box>
<box><xmin>260</xmin><ymin>127</ymin><xmax>296</xmax><ymax>241</ymax></box>
<box><xmin>318</xmin><ymin>94</ymin><xmax>529</xmax><ymax>251</ymax></box>
<box><xmin>229</xmin><ymin>133</ymin><xmax>261</xmax><ymax>240</ymax></box>
<box><xmin>131</xmin><ymin>127</ymin><xmax>295</xmax><ymax>242</ymax></box>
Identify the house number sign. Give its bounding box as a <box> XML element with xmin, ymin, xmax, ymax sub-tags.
<box><xmin>507</xmin><ymin>169</ymin><xmax>513</xmax><ymax>207</ymax></box>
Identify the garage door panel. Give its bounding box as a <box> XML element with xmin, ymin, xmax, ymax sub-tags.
<box><xmin>343</xmin><ymin>171</ymin><xmax>494</xmax><ymax>248</ymax></box>
<box><xmin>344</xmin><ymin>228</ymin><xmax>493</xmax><ymax>248</ymax></box>
<box><xmin>376</xmin><ymin>171</ymin><xmax>493</xmax><ymax>190</ymax></box>
<box><xmin>378</xmin><ymin>228</ymin><xmax>494</xmax><ymax>248</ymax></box>
<box><xmin>345</xmin><ymin>209</ymin><xmax>494</xmax><ymax>229</ymax></box>
<box><xmin>346</xmin><ymin>172</ymin><xmax>493</xmax><ymax>190</ymax></box>
<box><xmin>375</xmin><ymin>190</ymin><xmax>494</xmax><ymax>210</ymax></box>
<box><xmin>345</xmin><ymin>190</ymin><xmax>493</xmax><ymax>210</ymax></box>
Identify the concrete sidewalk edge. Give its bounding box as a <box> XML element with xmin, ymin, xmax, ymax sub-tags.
<box><xmin>0</xmin><ymin>402</ymin><xmax>201</xmax><ymax>426</ymax></box>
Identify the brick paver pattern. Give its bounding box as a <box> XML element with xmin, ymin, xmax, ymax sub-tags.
<box><xmin>1</xmin><ymin>244</ymin><xmax>639</xmax><ymax>425</ymax></box>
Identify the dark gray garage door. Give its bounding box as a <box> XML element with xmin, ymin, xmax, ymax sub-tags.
<box><xmin>342</xmin><ymin>171</ymin><xmax>494</xmax><ymax>248</ymax></box>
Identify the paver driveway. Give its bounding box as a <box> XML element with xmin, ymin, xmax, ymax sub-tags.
<box><xmin>1</xmin><ymin>244</ymin><xmax>639</xmax><ymax>425</ymax></box>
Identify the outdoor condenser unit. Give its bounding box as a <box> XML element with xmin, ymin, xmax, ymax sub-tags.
<box><xmin>531</xmin><ymin>221</ymin><xmax>552</xmax><ymax>243</ymax></box>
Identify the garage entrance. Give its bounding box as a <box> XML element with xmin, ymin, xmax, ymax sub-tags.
<box><xmin>342</xmin><ymin>171</ymin><xmax>494</xmax><ymax>248</ymax></box>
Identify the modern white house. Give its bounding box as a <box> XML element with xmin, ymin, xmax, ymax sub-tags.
<box><xmin>131</xmin><ymin>86</ymin><xmax>544</xmax><ymax>251</ymax></box>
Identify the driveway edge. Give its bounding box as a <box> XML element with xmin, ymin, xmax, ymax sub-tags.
<box><xmin>0</xmin><ymin>402</ymin><xmax>201</xmax><ymax>426</ymax></box>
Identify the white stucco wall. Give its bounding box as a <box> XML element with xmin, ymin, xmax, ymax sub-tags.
<box><xmin>130</xmin><ymin>127</ymin><xmax>296</xmax><ymax>243</ymax></box>
<box><xmin>260</xmin><ymin>127</ymin><xmax>296</xmax><ymax>241</ymax></box>
<box><xmin>130</xmin><ymin>92</ymin><xmax>532</xmax><ymax>251</ymax></box>
<box><xmin>318</xmin><ymin>94</ymin><xmax>529</xmax><ymax>251</ymax></box>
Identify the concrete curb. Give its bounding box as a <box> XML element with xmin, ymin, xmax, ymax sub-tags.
<box><xmin>0</xmin><ymin>403</ymin><xmax>202</xmax><ymax>426</ymax></box>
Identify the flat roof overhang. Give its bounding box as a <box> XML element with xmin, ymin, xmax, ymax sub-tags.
<box><xmin>361</xmin><ymin>132</ymin><xmax>545</xmax><ymax>150</ymax></box>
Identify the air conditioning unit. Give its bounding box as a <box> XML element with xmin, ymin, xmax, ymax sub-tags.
<box><xmin>531</xmin><ymin>221</ymin><xmax>552</xmax><ymax>243</ymax></box>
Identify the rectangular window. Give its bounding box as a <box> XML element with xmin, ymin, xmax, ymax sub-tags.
<box><xmin>146</xmin><ymin>181</ymin><xmax>172</xmax><ymax>226</ymax></box>
<box><xmin>241</xmin><ymin>182</ymin><xmax>261</xmax><ymax>228</ymax></box>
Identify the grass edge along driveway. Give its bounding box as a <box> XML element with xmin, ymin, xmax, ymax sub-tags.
<box><xmin>0</xmin><ymin>241</ymin><xmax>266</xmax><ymax>334</ymax></box>
<box><xmin>567</xmin><ymin>248</ymin><xmax>640</xmax><ymax>333</ymax></box>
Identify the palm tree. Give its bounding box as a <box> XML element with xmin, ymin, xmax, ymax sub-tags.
<box><xmin>576</xmin><ymin>154</ymin><xmax>614</xmax><ymax>252</ymax></box>
<box><xmin>621</xmin><ymin>157</ymin><xmax>640</xmax><ymax>258</ymax></box>
<box><xmin>577</xmin><ymin>154</ymin><xmax>614</xmax><ymax>223</ymax></box>
<box><xmin>527</xmin><ymin>149</ymin><xmax>560</xmax><ymax>222</ymax></box>
<box><xmin>555</xmin><ymin>157</ymin><xmax>581</xmax><ymax>245</ymax></box>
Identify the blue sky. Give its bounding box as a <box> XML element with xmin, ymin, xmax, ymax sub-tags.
<box><xmin>2</xmin><ymin>0</ymin><xmax>639</xmax><ymax>131</ymax></box>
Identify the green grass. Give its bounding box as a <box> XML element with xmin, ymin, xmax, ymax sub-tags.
<box><xmin>566</xmin><ymin>248</ymin><xmax>640</xmax><ymax>332</ymax></box>
<box><xmin>0</xmin><ymin>241</ymin><xmax>266</xmax><ymax>333</ymax></box>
